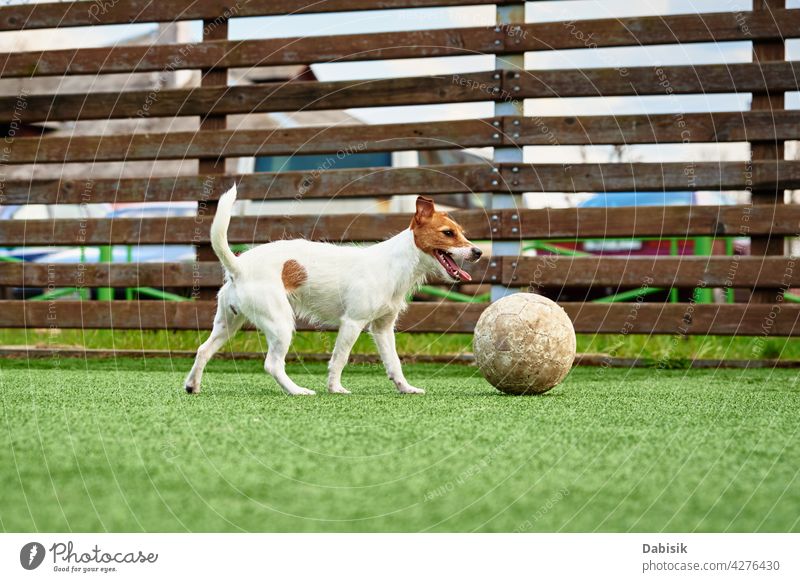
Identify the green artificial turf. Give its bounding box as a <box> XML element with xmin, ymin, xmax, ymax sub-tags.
<box><xmin>1</xmin><ymin>357</ymin><xmax>798</xmax><ymax>532</ymax></box>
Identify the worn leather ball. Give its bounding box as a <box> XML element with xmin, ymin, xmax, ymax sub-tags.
<box><xmin>474</xmin><ymin>293</ymin><xmax>576</xmax><ymax>394</ymax></box>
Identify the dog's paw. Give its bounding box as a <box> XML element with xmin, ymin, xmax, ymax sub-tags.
<box><xmin>290</xmin><ymin>387</ymin><xmax>316</xmax><ymax>396</ymax></box>
<box><xmin>328</xmin><ymin>385</ymin><xmax>352</xmax><ymax>395</ymax></box>
<box><xmin>185</xmin><ymin>383</ymin><xmax>200</xmax><ymax>394</ymax></box>
<box><xmin>398</xmin><ymin>385</ymin><xmax>425</xmax><ymax>395</ymax></box>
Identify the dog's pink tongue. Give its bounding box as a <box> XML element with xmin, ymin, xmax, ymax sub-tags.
<box><xmin>443</xmin><ymin>254</ymin><xmax>471</xmax><ymax>282</ymax></box>
<box><xmin>439</xmin><ymin>251</ymin><xmax>472</xmax><ymax>282</ymax></box>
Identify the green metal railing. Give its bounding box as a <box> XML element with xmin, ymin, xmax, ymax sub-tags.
<box><xmin>29</xmin><ymin>287</ymin><xmax>82</xmax><ymax>301</ymax></box>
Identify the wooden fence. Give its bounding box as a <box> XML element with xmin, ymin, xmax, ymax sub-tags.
<box><xmin>0</xmin><ymin>0</ymin><xmax>798</xmax><ymax>337</ymax></box>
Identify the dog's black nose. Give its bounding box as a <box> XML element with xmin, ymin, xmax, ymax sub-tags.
<box><xmin>471</xmin><ymin>247</ymin><xmax>483</xmax><ymax>260</ymax></box>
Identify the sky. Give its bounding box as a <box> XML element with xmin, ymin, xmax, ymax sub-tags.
<box><xmin>0</xmin><ymin>0</ymin><xmax>797</xmax><ymax>167</ymax></box>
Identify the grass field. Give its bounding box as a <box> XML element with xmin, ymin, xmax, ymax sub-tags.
<box><xmin>1</xmin><ymin>356</ymin><xmax>799</xmax><ymax>532</ymax></box>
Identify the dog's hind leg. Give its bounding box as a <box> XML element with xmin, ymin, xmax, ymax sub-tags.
<box><xmin>253</xmin><ymin>289</ymin><xmax>315</xmax><ymax>396</ymax></box>
<box><xmin>327</xmin><ymin>318</ymin><xmax>366</xmax><ymax>394</ymax></box>
<box><xmin>185</xmin><ymin>302</ymin><xmax>244</xmax><ymax>394</ymax></box>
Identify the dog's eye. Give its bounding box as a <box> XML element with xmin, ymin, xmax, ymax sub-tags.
<box><xmin>442</xmin><ymin>230</ymin><xmax>455</xmax><ymax>237</ymax></box>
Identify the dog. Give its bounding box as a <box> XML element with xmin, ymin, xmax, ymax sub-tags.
<box><xmin>185</xmin><ymin>185</ymin><xmax>482</xmax><ymax>396</ymax></box>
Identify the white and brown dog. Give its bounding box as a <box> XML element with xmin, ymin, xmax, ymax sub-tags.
<box><xmin>185</xmin><ymin>185</ymin><xmax>482</xmax><ymax>396</ymax></box>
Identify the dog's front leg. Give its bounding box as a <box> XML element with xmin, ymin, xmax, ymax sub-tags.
<box><xmin>327</xmin><ymin>318</ymin><xmax>365</xmax><ymax>394</ymax></box>
<box><xmin>370</xmin><ymin>314</ymin><xmax>424</xmax><ymax>394</ymax></box>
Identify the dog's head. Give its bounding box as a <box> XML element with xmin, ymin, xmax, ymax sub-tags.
<box><xmin>410</xmin><ymin>196</ymin><xmax>483</xmax><ymax>282</ymax></box>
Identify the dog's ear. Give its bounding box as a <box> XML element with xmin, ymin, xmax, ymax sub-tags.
<box><xmin>414</xmin><ymin>196</ymin><xmax>435</xmax><ymax>224</ymax></box>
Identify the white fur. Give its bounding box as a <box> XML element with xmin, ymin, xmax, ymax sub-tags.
<box><xmin>209</xmin><ymin>185</ymin><xmax>240</xmax><ymax>276</ymax></box>
<box><xmin>185</xmin><ymin>185</ymin><xmax>473</xmax><ymax>396</ymax></box>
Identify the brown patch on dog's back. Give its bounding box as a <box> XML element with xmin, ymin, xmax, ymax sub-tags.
<box><xmin>281</xmin><ymin>259</ymin><xmax>307</xmax><ymax>292</ymax></box>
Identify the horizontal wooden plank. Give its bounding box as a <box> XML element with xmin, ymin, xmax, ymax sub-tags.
<box><xmin>512</xmin><ymin>62</ymin><xmax>800</xmax><ymax>98</ymax></box>
<box><xmin>0</xmin><ymin>204</ymin><xmax>794</xmax><ymax>245</ymax></box>
<box><xmin>518</xmin><ymin>9</ymin><xmax>800</xmax><ymax>51</ymax></box>
<box><xmin>4</xmin><ymin>62</ymin><xmax>798</xmax><ymax>123</ymax></box>
<box><xmin>6</xmin><ymin>164</ymin><xmax>494</xmax><ymax>205</ymax></box>
<box><xmin>0</xmin><ymin>71</ymin><xmax>500</xmax><ymax>122</ymax></box>
<box><xmin>7</xmin><ymin>346</ymin><xmax>800</xmax><ymax>368</ymax></box>
<box><xmin>4</xmin><ymin>119</ymin><xmax>502</xmax><ymax>164</ymax></box>
<box><xmin>2</xmin><ymin>300</ymin><xmax>799</xmax><ymax>335</ymax></box>
<box><xmin>5</xmin><ymin>257</ymin><xmax>793</xmax><ymax>290</ymax></box>
<box><xmin>0</xmin><ymin>0</ymin><xmax>515</xmax><ymax>31</ymax></box>
<box><xmin>1</xmin><ymin>27</ymin><xmax>503</xmax><ymax>77</ymax></box>
<box><xmin>0</xmin><ymin>300</ymin><xmax>486</xmax><ymax>333</ymax></box>
<box><xmin>5</xmin><ymin>9</ymin><xmax>798</xmax><ymax>77</ymax></box>
<box><xmin>508</xmin><ymin>110</ymin><xmax>800</xmax><ymax>148</ymax></box>
<box><xmin>0</xmin><ymin>262</ymin><xmax>222</xmax><ymax>288</ymax></box>
<box><xmin>0</xmin><ymin>210</ymin><xmax>494</xmax><ymax>245</ymax></box>
<box><xmin>0</xmin><ymin>259</ymin><xmax>499</xmax><ymax>288</ymax></box>
<box><xmin>500</xmin><ymin>161</ymin><xmax>800</xmax><ymax>193</ymax></box>
<box><xmin>513</xmin><ymin>205</ymin><xmax>800</xmax><ymax>239</ymax></box>
<box><xmin>505</xmin><ymin>256</ymin><xmax>800</xmax><ymax>288</ymax></box>
<box><xmin>563</xmin><ymin>303</ymin><xmax>800</xmax><ymax>336</ymax></box>
<box><xmin>9</xmin><ymin>111</ymin><xmax>800</xmax><ymax>165</ymax></box>
<box><xmin>9</xmin><ymin>161</ymin><xmax>800</xmax><ymax>206</ymax></box>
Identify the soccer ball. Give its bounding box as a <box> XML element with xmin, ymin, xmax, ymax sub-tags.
<box><xmin>474</xmin><ymin>293</ymin><xmax>576</xmax><ymax>395</ymax></box>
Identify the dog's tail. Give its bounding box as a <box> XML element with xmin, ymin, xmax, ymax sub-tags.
<box><xmin>210</xmin><ymin>184</ymin><xmax>239</xmax><ymax>276</ymax></box>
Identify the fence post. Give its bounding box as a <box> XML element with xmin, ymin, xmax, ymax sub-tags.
<box><xmin>491</xmin><ymin>3</ymin><xmax>525</xmax><ymax>302</ymax></box>
<box><xmin>195</xmin><ymin>16</ymin><xmax>229</xmax><ymax>300</ymax></box>
<box><xmin>750</xmin><ymin>0</ymin><xmax>786</xmax><ymax>303</ymax></box>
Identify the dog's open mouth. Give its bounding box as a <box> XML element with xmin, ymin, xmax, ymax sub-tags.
<box><xmin>434</xmin><ymin>249</ymin><xmax>472</xmax><ymax>282</ymax></box>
